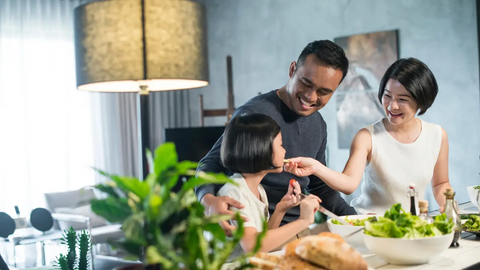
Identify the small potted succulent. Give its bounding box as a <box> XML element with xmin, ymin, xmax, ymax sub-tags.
<box><xmin>91</xmin><ymin>143</ymin><xmax>265</xmax><ymax>270</ymax></box>
<box><xmin>55</xmin><ymin>227</ymin><xmax>91</xmax><ymax>270</ymax></box>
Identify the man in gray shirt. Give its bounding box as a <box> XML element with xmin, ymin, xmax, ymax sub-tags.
<box><xmin>196</xmin><ymin>40</ymin><xmax>357</xmax><ymax>234</ymax></box>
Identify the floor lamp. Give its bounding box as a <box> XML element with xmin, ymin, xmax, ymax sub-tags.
<box><xmin>73</xmin><ymin>0</ymin><xmax>209</xmax><ymax>180</ymax></box>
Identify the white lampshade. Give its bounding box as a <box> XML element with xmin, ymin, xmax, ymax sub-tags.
<box><xmin>74</xmin><ymin>0</ymin><xmax>209</xmax><ymax>92</ymax></box>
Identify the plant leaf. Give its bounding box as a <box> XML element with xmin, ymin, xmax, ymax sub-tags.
<box><xmin>93</xmin><ymin>169</ymin><xmax>150</xmax><ymax>200</ymax></box>
<box><xmin>122</xmin><ymin>213</ymin><xmax>147</xmax><ymax>246</ymax></box>
<box><xmin>182</xmin><ymin>172</ymin><xmax>235</xmax><ymax>191</ymax></box>
<box><xmin>145</xmin><ymin>246</ymin><xmax>173</xmax><ymax>268</ymax></box>
<box><xmin>154</xmin><ymin>142</ymin><xmax>178</xmax><ymax>176</ymax></box>
<box><xmin>176</xmin><ymin>161</ymin><xmax>198</xmax><ymax>174</ymax></box>
<box><xmin>110</xmin><ymin>240</ymin><xmax>142</xmax><ymax>258</ymax></box>
<box><xmin>145</xmin><ymin>173</ymin><xmax>157</xmax><ymax>188</ymax></box>
<box><xmin>91</xmin><ymin>198</ymin><xmax>132</xmax><ymax>223</ymax></box>
<box><xmin>94</xmin><ymin>184</ymin><xmax>120</xmax><ymax>198</ymax></box>
<box><xmin>146</xmin><ymin>148</ymin><xmax>154</xmax><ymax>174</ymax></box>
<box><xmin>145</xmin><ymin>194</ymin><xmax>162</xmax><ymax>220</ymax></box>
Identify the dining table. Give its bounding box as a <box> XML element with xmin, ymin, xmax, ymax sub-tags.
<box><xmin>305</xmin><ymin>201</ymin><xmax>480</xmax><ymax>270</ymax></box>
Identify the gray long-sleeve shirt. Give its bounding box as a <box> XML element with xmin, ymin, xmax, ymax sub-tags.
<box><xmin>195</xmin><ymin>90</ymin><xmax>356</xmax><ymax>223</ymax></box>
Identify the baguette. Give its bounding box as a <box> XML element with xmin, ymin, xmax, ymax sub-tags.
<box><xmin>295</xmin><ymin>236</ymin><xmax>368</xmax><ymax>270</ymax></box>
<box><xmin>248</xmin><ymin>256</ymin><xmax>277</xmax><ymax>270</ymax></box>
<box><xmin>282</xmin><ymin>239</ymin><xmax>301</xmax><ymax>257</ymax></box>
<box><xmin>254</xmin><ymin>252</ymin><xmax>283</xmax><ymax>264</ymax></box>
<box><xmin>275</xmin><ymin>255</ymin><xmax>327</xmax><ymax>270</ymax></box>
<box><xmin>316</xmin><ymin>232</ymin><xmax>346</xmax><ymax>244</ymax></box>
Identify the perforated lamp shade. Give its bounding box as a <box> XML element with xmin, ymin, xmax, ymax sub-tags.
<box><xmin>74</xmin><ymin>0</ymin><xmax>209</xmax><ymax>92</ymax></box>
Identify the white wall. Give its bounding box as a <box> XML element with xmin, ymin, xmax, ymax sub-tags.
<box><xmin>190</xmin><ymin>0</ymin><xmax>480</xmax><ymax>209</ymax></box>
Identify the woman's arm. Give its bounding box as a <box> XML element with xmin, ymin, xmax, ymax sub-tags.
<box><xmin>285</xmin><ymin>128</ymin><xmax>372</xmax><ymax>195</ymax></box>
<box><xmin>432</xmin><ymin>128</ymin><xmax>451</xmax><ymax>209</ymax></box>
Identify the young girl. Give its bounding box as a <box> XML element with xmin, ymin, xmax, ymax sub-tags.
<box><xmin>285</xmin><ymin>58</ymin><xmax>452</xmax><ymax>215</ymax></box>
<box><xmin>218</xmin><ymin>113</ymin><xmax>320</xmax><ymax>255</ymax></box>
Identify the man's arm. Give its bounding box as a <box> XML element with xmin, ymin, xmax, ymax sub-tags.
<box><xmin>307</xmin><ymin>121</ymin><xmax>357</xmax><ymax>216</ymax></box>
<box><xmin>194</xmin><ymin>134</ymin><xmax>230</xmax><ymax>202</ymax></box>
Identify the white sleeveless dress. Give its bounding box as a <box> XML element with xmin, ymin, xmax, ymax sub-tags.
<box><xmin>350</xmin><ymin>119</ymin><xmax>442</xmax><ymax>215</ymax></box>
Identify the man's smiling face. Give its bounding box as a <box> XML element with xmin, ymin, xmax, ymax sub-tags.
<box><xmin>285</xmin><ymin>54</ymin><xmax>343</xmax><ymax>117</ymax></box>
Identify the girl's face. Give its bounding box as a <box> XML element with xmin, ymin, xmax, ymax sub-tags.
<box><xmin>272</xmin><ymin>132</ymin><xmax>286</xmax><ymax>172</ymax></box>
<box><xmin>382</xmin><ymin>79</ymin><xmax>419</xmax><ymax>125</ymax></box>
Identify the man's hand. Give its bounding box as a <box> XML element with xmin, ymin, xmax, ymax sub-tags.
<box><xmin>201</xmin><ymin>194</ymin><xmax>248</xmax><ymax>236</ymax></box>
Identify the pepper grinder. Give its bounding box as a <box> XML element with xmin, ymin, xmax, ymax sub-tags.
<box><xmin>442</xmin><ymin>188</ymin><xmax>461</xmax><ymax>248</ymax></box>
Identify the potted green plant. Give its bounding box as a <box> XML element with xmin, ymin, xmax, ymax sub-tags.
<box><xmin>91</xmin><ymin>143</ymin><xmax>265</xmax><ymax>270</ymax></box>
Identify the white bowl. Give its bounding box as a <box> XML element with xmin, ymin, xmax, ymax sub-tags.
<box><xmin>364</xmin><ymin>232</ymin><xmax>454</xmax><ymax>265</ymax></box>
<box><xmin>466</xmin><ymin>186</ymin><xmax>480</xmax><ymax>210</ymax></box>
<box><xmin>326</xmin><ymin>215</ymin><xmax>374</xmax><ymax>246</ymax></box>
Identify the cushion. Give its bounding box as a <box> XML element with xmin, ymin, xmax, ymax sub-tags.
<box><xmin>55</xmin><ymin>205</ymin><xmax>107</xmax><ymax>231</ymax></box>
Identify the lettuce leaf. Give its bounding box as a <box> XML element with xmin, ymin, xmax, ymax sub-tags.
<box><xmin>364</xmin><ymin>203</ymin><xmax>453</xmax><ymax>239</ymax></box>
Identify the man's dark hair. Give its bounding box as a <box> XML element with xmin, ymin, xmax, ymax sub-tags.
<box><xmin>221</xmin><ymin>114</ymin><xmax>281</xmax><ymax>174</ymax></box>
<box><xmin>297</xmin><ymin>40</ymin><xmax>349</xmax><ymax>83</ymax></box>
<box><xmin>378</xmin><ymin>58</ymin><xmax>438</xmax><ymax>115</ymax></box>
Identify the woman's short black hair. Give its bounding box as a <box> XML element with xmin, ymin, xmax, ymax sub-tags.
<box><xmin>221</xmin><ymin>114</ymin><xmax>281</xmax><ymax>174</ymax></box>
<box><xmin>378</xmin><ymin>58</ymin><xmax>438</xmax><ymax>115</ymax></box>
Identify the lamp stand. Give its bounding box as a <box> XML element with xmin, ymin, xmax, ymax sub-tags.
<box><xmin>138</xmin><ymin>85</ymin><xmax>150</xmax><ymax>180</ymax></box>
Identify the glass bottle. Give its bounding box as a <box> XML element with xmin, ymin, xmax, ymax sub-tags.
<box><xmin>407</xmin><ymin>183</ymin><xmax>418</xmax><ymax>216</ymax></box>
<box><xmin>418</xmin><ymin>200</ymin><xmax>434</xmax><ymax>224</ymax></box>
<box><xmin>442</xmin><ymin>187</ymin><xmax>462</xmax><ymax>248</ymax></box>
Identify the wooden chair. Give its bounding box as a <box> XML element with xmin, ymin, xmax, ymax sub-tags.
<box><xmin>199</xmin><ymin>56</ymin><xmax>235</xmax><ymax>126</ymax></box>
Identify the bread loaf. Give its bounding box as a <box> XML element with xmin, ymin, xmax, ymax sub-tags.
<box><xmin>295</xmin><ymin>236</ymin><xmax>368</xmax><ymax>270</ymax></box>
<box><xmin>254</xmin><ymin>252</ymin><xmax>283</xmax><ymax>264</ymax></box>
<box><xmin>275</xmin><ymin>255</ymin><xmax>327</xmax><ymax>270</ymax></box>
<box><xmin>283</xmin><ymin>239</ymin><xmax>301</xmax><ymax>257</ymax></box>
<box><xmin>248</xmin><ymin>256</ymin><xmax>277</xmax><ymax>270</ymax></box>
<box><xmin>316</xmin><ymin>232</ymin><xmax>345</xmax><ymax>244</ymax></box>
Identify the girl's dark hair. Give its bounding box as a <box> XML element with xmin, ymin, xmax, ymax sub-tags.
<box><xmin>378</xmin><ymin>58</ymin><xmax>438</xmax><ymax>115</ymax></box>
<box><xmin>221</xmin><ymin>114</ymin><xmax>281</xmax><ymax>174</ymax></box>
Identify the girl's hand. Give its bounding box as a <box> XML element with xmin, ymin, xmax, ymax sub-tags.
<box><xmin>284</xmin><ymin>157</ymin><xmax>320</xmax><ymax>177</ymax></box>
<box><xmin>299</xmin><ymin>194</ymin><xmax>322</xmax><ymax>224</ymax></box>
<box><xmin>276</xmin><ymin>180</ymin><xmax>301</xmax><ymax>212</ymax></box>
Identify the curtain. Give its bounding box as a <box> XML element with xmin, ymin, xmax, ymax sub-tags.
<box><xmin>0</xmin><ymin>0</ymin><xmax>94</xmax><ymax>214</ymax></box>
<box><xmin>0</xmin><ymin>0</ymin><xmax>195</xmax><ymax>214</ymax></box>
<box><xmin>91</xmin><ymin>90</ymin><xmax>192</xmax><ymax>180</ymax></box>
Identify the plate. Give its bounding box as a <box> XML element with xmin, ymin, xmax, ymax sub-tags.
<box><xmin>462</xmin><ymin>214</ymin><xmax>480</xmax><ymax>235</ymax></box>
<box><xmin>463</xmin><ymin>229</ymin><xmax>480</xmax><ymax>236</ymax></box>
<box><xmin>460</xmin><ymin>213</ymin><xmax>480</xmax><ymax>220</ymax></box>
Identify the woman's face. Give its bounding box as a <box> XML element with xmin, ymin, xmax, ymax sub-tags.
<box><xmin>382</xmin><ymin>79</ymin><xmax>419</xmax><ymax>125</ymax></box>
<box><xmin>271</xmin><ymin>132</ymin><xmax>286</xmax><ymax>172</ymax></box>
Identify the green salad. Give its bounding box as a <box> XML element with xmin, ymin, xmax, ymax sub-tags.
<box><xmin>331</xmin><ymin>216</ymin><xmax>377</xmax><ymax>226</ymax></box>
<box><xmin>460</xmin><ymin>214</ymin><xmax>480</xmax><ymax>220</ymax></box>
<box><xmin>463</xmin><ymin>215</ymin><xmax>480</xmax><ymax>231</ymax></box>
<box><xmin>364</xmin><ymin>203</ymin><xmax>454</xmax><ymax>239</ymax></box>
<box><xmin>473</xmin><ymin>185</ymin><xmax>480</xmax><ymax>190</ymax></box>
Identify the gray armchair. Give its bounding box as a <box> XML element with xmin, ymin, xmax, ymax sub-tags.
<box><xmin>44</xmin><ymin>188</ymin><xmax>124</xmax><ymax>247</ymax></box>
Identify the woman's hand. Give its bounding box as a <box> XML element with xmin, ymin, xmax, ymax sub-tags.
<box><xmin>276</xmin><ymin>180</ymin><xmax>302</xmax><ymax>212</ymax></box>
<box><xmin>284</xmin><ymin>157</ymin><xmax>321</xmax><ymax>177</ymax></box>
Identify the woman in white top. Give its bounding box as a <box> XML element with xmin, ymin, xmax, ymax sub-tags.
<box><xmin>284</xmin><ymin>58</ymin><xmax>452</xmax><ymax>215</ymax></box>
<box><xmin>218</xmin><ymin>114</ymin><xmax>321</xmax><ymax>254</ymax></box>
